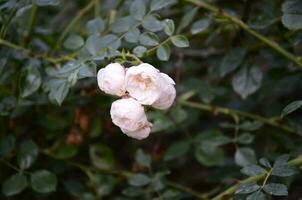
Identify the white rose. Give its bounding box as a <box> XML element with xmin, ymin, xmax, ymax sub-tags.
<box><xmin>125</xmin><ymin>63</ymin><xmax>164</xmax><ymax>105</ymax></box>
<box><xmin>110</xmin><ymin>98</ymin><xmax>152</xmax><ymax>140</ymax></box>
<box><xmin>152</xmin><ymin>73</ymin><xmax>176</xmax><ymax>110</ymax></box>
<box><xmin>97</xmin><ymin>63</ymin><xmax>126</xmax><ymax>96</ymax></box>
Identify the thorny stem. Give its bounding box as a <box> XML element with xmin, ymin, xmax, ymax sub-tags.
<box><xmin>184</xmin><ymin>0</ymin><xmax>302</xmax><ymax>69</ymax></box>
<box><xmin>179</xmin><ymin>91</ymin><xmax>298</xmax><ymax>135</ymax></box>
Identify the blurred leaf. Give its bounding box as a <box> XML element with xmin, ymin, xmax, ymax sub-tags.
<box><xmin>20</xmin><ymin>65</ymin><xmax>41</xmax><ymax>98</ymax></box>
<box><xmin>156</xmin><ymin>43</ymin><xmax>170</xmax><ymax>61</ymax></box>
<box><xmin>139</xmin><ymin>32</ymin><xmax>159</xmax><ymax>46</ymax></box>
<box><xmin>232</xmin><ymin>66</ymin><xmax>263</xmax><ymax>99</ymax></box>
<box><xmin>30</xmin><ymin>170</ymin><xmax>57</xmax><ymax>193</ymax></box>
<box><xmin>163</xmin><ymin>19</ymin><xmax>175</xmax><ymax>36</ymax></box>
<box><xmin>133</xmin><ymin>46</ymin><xmax>147</xmax><ymax>57</ymax></box>
<box><xmin>235</xmin><ymin>147</ymin><xmax>257</xmax><ymax>167</ymax></box>
<box><xmin>241</xmin><ymin>164</ymin><xmax>266</xmax><ymax>176</ymax></box>
<box><xmin>247</xmin><ymin>191</ymin><xmax>265</xmax><ymax>200</ymax></box>
<box><xmin>86</xmin><ymin>34</ymin><xmax>120</xmax><ymax>56</ymax></box>
<box><xmin>112</xmin><ymin>16</ymin><xmax>137</xmax><ymax>33</ymax></box>
<box><xmin>63</xmin><ymin>34</ymin><xmax>84</xmax><ymax>50</ymax></box>
<box><xmin>135</xmin><ymin>149</ymin><xmax>151</xmax><ymax>167</ymax></box>
<box><xmin>263</xmin><ymin>183</ymin><xmax>288</xmax><ymax>196</ymax></box>
<box><xmin>0</xmin><ymin>134</ymin><xmax>15</xmax><ymax>156</ymax></box>
<box><xmin>177</xmin><ymin>7</ymin><xmax>198</xmax><ymax>33</ymax></box>
<box><xmin>142</xmin><ymin>15</ymin><xmax>163</xmax><ymax>32</ymax></box>
<box><xmin>122</xmin><ymin>186</ymin><xmax>144</xmax><ymax>197</ymax></box>
<box><xmin>35</xmin><ymin>0</ymin><xmax>59</xmax><ymax>6</ymax></box>
<box><xmin>125</xmin><ymin>28</ymin><xmax>140</xmax><ymax>43</ymax></box>
<box><xmin>130</xmin><ymin>0</ymin><xmax>146</xmax><ymax>20</ymax></box>
<box><xmin>52</xmin><ymin>143</ymin><xmax>78</xmax><ymax>159</ymax></box>
<box><xmin>237</xmin><ymin>133</ymin><xmax>255</xmax><ymax>144</ymax></box>
<box><xmin>195</xmin><ymin>145</ymin><xmax>224</xmax><ymax>166</ymax></box>
<box><xmin>150</xmin><ymin>0</ymin><xmax>176</xmax><ymax>11</ymax></box>
<box><xmin>272</xmin><ymin>164</ymin><xmax>297</xmax><ymax>177</ymax></box>
<box><xmin>17</xmin><ymin>140</ymin><xmax>38</xmax><ymax>170</ymax></box>
<box><xmin>86</xmin><ymin>17</ymin><xmax>105</xmax><ymax>35</ymax></box>
<box><xmin>78</xmin><ymin>62</ymin><xmax>96</xmax><ymax>78</ymax></box>
<box><xmin>239</xmin><ymin>121</ymin><xmax>263</xmax><ymax>131</ymax></box>
<box><xmin>128</xmin><ymin>174</ymin><xmax>151</xmax><ymax>187</ymax></box>
<box><xmin>259</xmin><ymin>158</ymin><xmax>271</xmax><ymax>168</ymax></box>
<box><xmin>235</xmin><ymin>183</ymin><xmax>260</xmax><ymax>194</ymax></box>
<box><xmin>171</xmin><ymin>35</ymin><xmax>189</xmax><ymax>47</ymax></box>
<box><xmin>191</xmin><ymin>17</ymin><xmax>210</xmax><ymax>34</ymax></box>
<box><xmin>220</xmin><ymin>48</ymin><xmax>246</xmax><ymax>77</ymax></box>
<box><xmin>2</xmin><ymin>173</ymin><xmax>28</xmax><ymax>196</ymax></box>
<box><xmin>282</xmin><ymin>0</ymin><xmax>302</xmax><ymax>30</ymax></box>
<box><xmin>281</xmin><ymin>100</ymin><xmax>302</xmax><ymax>117</ymax></box>
<box><xmin>164</xmin><ymin>141</ymin><xmax>190</xmax><ymax>161</ymax></box>
<box><xmin>89</xmin><ymin>144</ymin><xmax>115</xmax><ymax>170</ymax></box>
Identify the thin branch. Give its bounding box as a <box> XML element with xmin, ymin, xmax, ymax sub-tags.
<box><xmin>184</xmin><ymin>0</ymin><xmax>302</xmax><ymax>69</ymax></box>
<box><xmin>212</xmin><ymin>156</ymin><xmax>302</xmax><ymax>200</ymax></box>
<box><xmin>54</xmin><ymin>0</ymin><xmax>95</xmax><ymax>50</ymax></box>
<box><xmin>178</xmin><ymin>91</ymin><xmax>297</xmax><ymax>135</ymax></box>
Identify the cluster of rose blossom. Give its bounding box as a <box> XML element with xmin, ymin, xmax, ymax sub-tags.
<box><xmin>97</xmin><ymin>63</ymin><xmax>176</xmax><ymax>140</ymax></box>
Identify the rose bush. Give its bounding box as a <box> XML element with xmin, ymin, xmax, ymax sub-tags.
<box><xmin>1</xmin><ymin>0</ymin><xmax>302</xmax><ymax>199</ymax></box>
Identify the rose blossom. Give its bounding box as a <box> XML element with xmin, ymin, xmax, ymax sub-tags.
<box><xmin>97</xmin><ymin>63</ymin><xmax>126</xmax><ymax>96</ymax></box>
<box><xmin>152</xmin><ymin>73</ymin><xmax>176</xmax><ymax>110</ymax></box>
<box><xmin>110</xmin><ymin>98</ymin><xmax>152</xmax><ymax>140</ymax></box>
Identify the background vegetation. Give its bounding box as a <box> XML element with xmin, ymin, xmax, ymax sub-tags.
<box><xmin>1</xmin><ymin>0</ymin><xmax>302</xmax><ymax>199</ymax></box>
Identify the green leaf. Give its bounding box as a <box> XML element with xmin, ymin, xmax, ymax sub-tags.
<box><xmin>20</xmin><ymin>65</ymin><xmax>41</xmax><ymax>98</ymax></box>
<box><xmin>177</xmin><ymin>7</ymin><xmax>198</xmax><ymax>33</ymax></box>
<box><xmin>17</xmin><ymin>140</ymin><xmax>39</xmax><ymax>170</ymax></box>
<box><xmin>281</xmin><ymin>100</ymin><xmax>302</xmax><ymax>117</ymax></box>
<box><xmin>135</xmin><ymin>149</ymin><xmax>151</xmax><ymax>167</ymax></box>
<box><xmin>86</xmin><ymin>17</ymin><xmax>105</xmax><ymax>35</ymax></box>
<box><xmin>133</xmin><ymin>46</ymin><xmax>147</xmax><ymax>57</ymax></box>
<box><xmin>156</xmin><ymin>43</ymin><xmax>170</xmax><ymax>61</ymax></box>
<box><xmin>46</xmin><ymin>79</ymin><xmax>69</xmax><ymax>105</ymax></box>
<box><xmin>263</xmin><ymin>183</ymin><xmax>288</xmax><ymax>196</ymax></box>
<box><xmin>142</xmin><ymin>15</ymin><xmax>163</xmax><ymax>32</ymax></box>
<box><xmin>63</xmin><ymin>34</ymin><xmax>84</xmax><ymax>50</ymax></box>
<box><xmin>164</xmin><ymin>141</ymin><xmax>190</xmax><ymax>161</ymax></box>
<box><xmin>2</xmin><ymin>173</ymin><xmax>28</xmax><ymax>196</ymax></box>
<box><xmin>220</xmin><ymin>48</ymin><xmax>246</xmax><ymax>77</ymax></box>
<box><xmin>122</xmin><ymin>186</ymin><xmax>144</xmax><ymax>197</ymax></box>
<box><xmin>259</xmin><ymin>157</ymin><xmax>272</xmax><ymax>168</ymax></box>
<box><xmin>232</xmin><ymin>66</ymin><xmax>263</xmax><ymax>99</ymax></box>
<box><xmin>163</xmin><ymin>19</ymin><xmax>175</xmax><ymax>36</ymax></box>
<box><xmin>35</xmin><ymin>0</ymin><xmax>59</xmax><ymax>6</ymax></box>
<box><xmin>130</xmin><ymin>0</ymin><xmax>146</xmax><ymax>20</ymax></box>
<box><xmin>89</xmin><ymin>144</ymin><xmax>115</xmax><ymax>170</ymax></box>
<box><xmin>86</xmin><ymin>34</ymin><xmax>120</xmax><ymax>56</ymax></box>
<box><xmin>235</xmin><ymin>147</ymin><xmax>257</xmax><ymax>167</ymax></box>
<box><xmin>190</xmin><ymin>17</ymin><xmax>210</xmax><ymax>34</ymax></box>
<box><xmin>112</xmin><ymin>16</ymin><xmax>136</xmax><ymax>33</ymax></box>
<box><xmin>0</xmin><ymin>134</ymin><xmax>15</xmax><ymax>156</ymax></box>
<box><xmin>171</xmin><ymin>35</ymin><xmax>189</xmax><ymax>48</ymax></box>
<box><xmin>247</xmin><ymin>191</ymin><xmax>265</xmax><ymax>200</ymax></box>
<box><xmin>150</xmin><ymin>0</ymin><xmax>176</xmax><ymax>11</ymax></box>
<box><xmin>235</xmin><ymin>183</ymin><xmax>260</xmax><ymax>194</ymax></box>
<box><xmin>128</xmin><ymin>174</ymin><xmax>151</xmax><ymax>187</ymax></box>
<box><xmin>139</xmin><ymin>32</ymin><xmax>159</xmax><ymax>46</ymax></box>
<box><xmin>281</xmin><ymin>0</ymin><xmax>302</xmax><ymax>30</ymax></box>
<box><xmin>241</xmin><ymin>165</ymin><xmax>266</xmax><ymax>176</ymax></box>
<box><xmin>195</xmin><ymin>145</ymin><xmax>224</xmax><ymax>166</ymax></box>
<box><xmin>237</xmin><ymin>133</ymin><xmax>255</xmax><ymax>144</ymax></box>
<box><xmin>78</xmin><ymin>62</ymin><xmax>96</xmax><ymax>78</ymax></box>
<box><xmin>30</xmin><ymin>170</ymin><xmax>57</xmax><ymax>193</ymax></box>
<box><xmin>239</xmin><ymin>121</ymin><xmax>263</xmax><ymax>131</ymax></box>
<box><xmin>272</xmin><ymin>164</ymin><xmax>297</xmax><ymax>177</ymax></box>
<box><xmin>125</xmin><ymin>28</ymin><xmax>140</xmax><ymax>43</ymax></box>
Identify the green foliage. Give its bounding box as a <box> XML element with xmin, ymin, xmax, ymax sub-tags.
<box><xmin>1</xmin><ymin>0</ymin><xmax>302</xmax><ymax>199</ymax></box>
